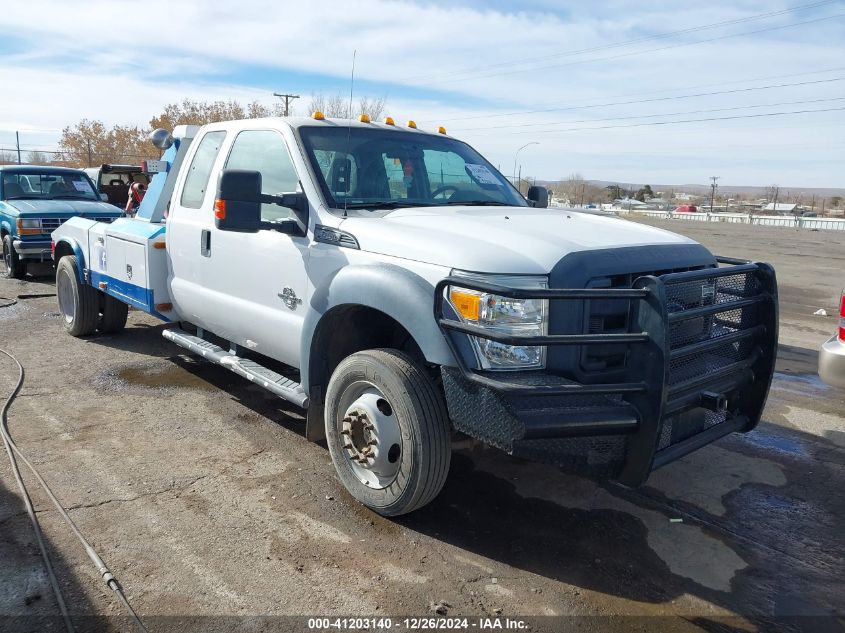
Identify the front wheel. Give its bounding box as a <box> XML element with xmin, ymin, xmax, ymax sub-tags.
<box><xmin>325</xmin><ymin>349</ymin><xmax>451</xmax><ymax>516</ymax></box>
<box><xmin>2</xmin><ymin>235</ymin><xmax>26</xmax><ymax>279</ymax></box>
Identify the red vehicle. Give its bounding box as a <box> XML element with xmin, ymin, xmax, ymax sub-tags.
<box><xmin>674</xmin><ymin>204</ymin><xmax>697</xmax><ymax>213</ymax></box>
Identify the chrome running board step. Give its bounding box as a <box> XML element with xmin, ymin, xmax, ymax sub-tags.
<box><xmin>163</xmin><ymin>327</ymin><xmax>308</xmax><ymax>408</ymax></box>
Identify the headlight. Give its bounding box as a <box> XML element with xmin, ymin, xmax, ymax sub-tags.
<box><xmin>16</xmin><ymin>218</ymin><xmax>43</xmax><ymax>235</ymax></box>
<box><xmin>446</xmin><ymin>271</ymin><xmax>548</xmax><ymax>370</ymax></box>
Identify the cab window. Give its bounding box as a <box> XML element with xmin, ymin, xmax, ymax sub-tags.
<box><xmin>224</xmin><ymin>130</ymin><xmax>300</xmax><ymax>222</ymax></box>
<box><xmin>180</xmin><ymin>131</ymin><xmax>226</xmax><ymax>209</ymax></box>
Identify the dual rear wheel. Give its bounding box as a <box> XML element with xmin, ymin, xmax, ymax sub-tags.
<box><xmin>56</xmin><ymin>255</ymin><xmax>127</xmax><ymax>337</ymax></box>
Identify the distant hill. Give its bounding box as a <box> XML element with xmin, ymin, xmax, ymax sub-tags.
<box><xmin>566</xmin><ymin>180</ymin><xmax>845</xmax><ymax>198</ymax></box>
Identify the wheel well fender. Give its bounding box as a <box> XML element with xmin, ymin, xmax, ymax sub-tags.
<box><xmin>53</xmin><ymin>238</ymin><xmax>86</xmax><ymax>282</ymax></box>
<box><xmin>301</xmin><ymin>264</ymin><xmax>454</xmax><ymax>441</ymax></box>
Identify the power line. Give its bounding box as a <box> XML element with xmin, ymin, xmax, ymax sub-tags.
<box><xmin>450</xmin><ymin>95</ymin><xmax>845</xmax><ymax>132</ymax></box>
<box><xmin>425</xmin><ymin>10</ymin><xmax>845</xmax><ymax>85</ymax></box>
<box><xmin>438</xmin><ymin>75</ymin><xmax>845</xmax><ymax>123</ymax></box>
<box><xmin>408</xmin><ymin>0</ymin><xmax>840</xmax><ymax>83</ymax></box>
<box><xmin>468</xmin><ymin>106</ymin><xmax>845</xmax><ymax>137</ymax></box>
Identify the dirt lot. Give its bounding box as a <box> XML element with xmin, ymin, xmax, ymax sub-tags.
<box><xmin>1</xmin><ymin>218</ymin><xmax>843</xmax><ymax>633</ymax></box>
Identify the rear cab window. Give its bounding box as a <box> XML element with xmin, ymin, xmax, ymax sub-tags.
<box><xmin>180</xmin><ymin>131</ymin><xmax>227</xmax><ymax>209</ymax></box>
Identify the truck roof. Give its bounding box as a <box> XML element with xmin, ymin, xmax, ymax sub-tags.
<box><xmin>203</xmin><ymin>116</ymin><xmax>449</xmax><ymax>137</ymax></box>
<box><xmin>0</xmin><ymin>164</ymin><xmax>86</xmax><ymax>175</ymax></box>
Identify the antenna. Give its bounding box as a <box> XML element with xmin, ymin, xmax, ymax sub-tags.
<box><xmin>343</xmin><ymin>49</ymin><xmax>357</xmax><ymax>218</ymax></box>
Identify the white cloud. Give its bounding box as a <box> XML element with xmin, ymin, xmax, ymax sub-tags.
<box><xmin>0</xmin><ymin>0</ymin><xmax>842</xmax><ymax>186</ymax></box>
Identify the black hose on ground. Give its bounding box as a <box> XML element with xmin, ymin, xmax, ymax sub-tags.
<box><xmin>0</xmin><ymin>348</ymin><xmax>149</xmax><ymax>632</ymax></box>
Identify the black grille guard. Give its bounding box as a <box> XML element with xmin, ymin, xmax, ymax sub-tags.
<box><xmin>434</xmin><ymin>257</ymin><xmax>779</xmax><ymax>486</ymax></box>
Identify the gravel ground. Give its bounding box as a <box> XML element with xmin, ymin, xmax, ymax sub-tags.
<box><xmin>0</xmin><ymin>218</ymin><xmax>843</xmax><ymax>633</ymax></box>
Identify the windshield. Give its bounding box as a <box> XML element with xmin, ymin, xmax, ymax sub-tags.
<box><xmin>299</xmin><ymin>126</ymin><xmax>527</xmax><ymax>215</ymax></box>
<box><xmin>2</xmin><ymin>171</ymin><xmax>99</xmax><ymax>201</ymax></box>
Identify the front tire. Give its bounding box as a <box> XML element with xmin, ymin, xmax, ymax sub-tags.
<box><xmin>56</xmin><ymin>255</ymin><xmax>99</xmax><ymax>336</ymax></box>
<box><xmin>325</xmin><ymin>349</ymin><xmax>451</xmax><ymax>516</ymax></box>
<box><xmin>2</xmin><ymin>235</ymin><xmax>26</xmax><ymax>279</ymax></box>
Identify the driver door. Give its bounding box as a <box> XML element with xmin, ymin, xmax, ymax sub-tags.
<box><xmin>200</xmin><ymin>129</ymin><xmax>310</xmax><ymax>368</ymax></box>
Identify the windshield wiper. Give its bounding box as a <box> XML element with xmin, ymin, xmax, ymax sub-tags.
<box><xmin>4</xmin><ymin>196</ymin><xmax>37</xmax><ymax>200</ymax></box>
<box><xmin>442</xmin><ymin>200</ymin><xmax>510</xmax><ymax>206</ymax></box>
<box><xmin>342</xmin><ymin>201</ymin><xmax>424</xmax><ymax>210</ymax></box>
<box><xmin>49</xmin><ymin>195</ymin><xmax>94</xmax><ymax>200</ymax></box>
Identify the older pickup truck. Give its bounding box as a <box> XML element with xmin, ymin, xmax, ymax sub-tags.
<box><xmin>1</xmin><ymin>165</ymin><xmax>122</xmax><ymax>278</ymax></box>
<box><xmin>51</xmin><ymin>116</ymin><xmax>778</xmax><ymax>516</ymax></box>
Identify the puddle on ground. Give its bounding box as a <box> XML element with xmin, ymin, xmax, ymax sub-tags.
<box><xmin>100</xmin><ymin>360</ymin><xmax>217</xmax><ymax>392</ymax></box>
<box><xmin>735</xmin><ymin>430</ymin><xmax>809</xmax><ymax>458</ymax></box>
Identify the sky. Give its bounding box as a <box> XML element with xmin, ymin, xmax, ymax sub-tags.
<box><xmin>0</xmin><ymin>0</ymin><xmax>843</xmax><ymax>188</ymax></box>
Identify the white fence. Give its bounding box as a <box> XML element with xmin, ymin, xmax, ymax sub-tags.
<box><xmin>619</xmin><ymin>209</ymin><xmax>845</xmax><ymax>232</ymax></box>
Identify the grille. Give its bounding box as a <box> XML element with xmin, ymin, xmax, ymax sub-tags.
<box><xmin>582</xmin><ymin>264</ymin><xmax>707</xmax><ymax>373</ymax></box>
<box><xmin>37</xmin><ymin>216</ymin><xmax>116</xmax><ymax>233</ymax></box>
<box><xmin>665</xmin><ymin>271</ymin><xmax>761</xmax><ymax>387</ymax></box>
<box><xmin>40</xmin><ymin>218</ymin><xmax>64</xmax><ymax>232</ymax></box>
<box><xmin>659</xmin><ymin>268</ymin><xmax>765</xmax><ymax>449</ymax></box>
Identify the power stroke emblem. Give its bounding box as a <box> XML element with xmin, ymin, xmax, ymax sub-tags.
<box><xmin>279</xmin><ymin>287</ymin><xmax>302</xmax><ymax>310</ymax></box>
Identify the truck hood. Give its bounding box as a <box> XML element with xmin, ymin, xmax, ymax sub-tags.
<box><xmin>339</xmin><ymin>206</ymin><xmax>700</xmax><ymax>274</ymax></box>
<box><xmin>2</xmin><ymin>199</ymin><xmax>120</xmax><ymax>216</ymax></box>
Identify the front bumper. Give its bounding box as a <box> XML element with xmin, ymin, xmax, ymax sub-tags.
<box><xmin>436</xmin><ymin>258</ymin><xmax>779</xmax><ymax>486</ymax></box>
<box><xmin>819</xmin><ymin>334</ymin><xmax>845</xmax><ymax>389</ymax></box>
<box><xmin>13</xmin><ymin>238</ymin><xmax>52</xmax><ymax>261</ymax></box>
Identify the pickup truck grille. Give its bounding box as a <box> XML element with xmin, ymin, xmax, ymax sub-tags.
<box><xmin>436</xmin><ymin>259</ymin><xmax>777</xmax><ymax>486</ymax></box>
<box><xmin>658</xmin><ymin>268</ymin><xmax>764</xmax><ymax>449</ymax></box>
<box><xmin>582</xmin><ymin>265</ymin><xmax>707</xmax><ymax>373</ymax></box>
<box><xmin>38</xmin><ymin>216</ymin><xmax>116</xmax><ymax>233</ymax></box>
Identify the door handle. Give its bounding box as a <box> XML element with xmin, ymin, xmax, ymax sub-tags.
<box><xmin>201</xmin><ymin>230</ymin><xmax>211</xmax><ymax>257</ymax></box>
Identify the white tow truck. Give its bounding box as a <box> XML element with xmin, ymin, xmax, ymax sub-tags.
<box><xmin>51</xmin><ymin>114</ymin><xmax>779</xmax><ymax>515</ymax></box>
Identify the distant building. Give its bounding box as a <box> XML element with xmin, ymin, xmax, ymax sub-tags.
<box><xmin>762</xmin><ymin>203</ymin><xmax>799</xmax><ymax>214</ymax></box>
<box><xmin>614</xmin><ymin>197</ymin><xmax>647</xmax><ymax>208</ymax></box>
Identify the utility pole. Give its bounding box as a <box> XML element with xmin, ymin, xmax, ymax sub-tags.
<box><xmin>273</xmin><ymin>93</ymin><xmax>300</xmax><ymax>116</ymax></box>
<box><xmin>86</xmin><ymin>139</ymin><xmax>93</xmax><ymax>167</ymax></box>
<box><xmin>709</xmin><ymin>176</ymin><xmax>719</xmax><ymax>213</ymax></box>
<box><xmin>15</xmin><ymin>131</ymin><xmax>21</xmax><ymax>165</ymax></box>
<box><xmin>512</xmin><ymin>141</ymin><xmax>539</xmax><ymax>185</ymax></box>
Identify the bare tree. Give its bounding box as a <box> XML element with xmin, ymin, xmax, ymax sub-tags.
<box><xmin>0</xmin><ymin>149</ymin><xmax>17</xmax><ymax>165</ymax></box>
<box><xmin>308</xmin><ymin>92</ymin><xmax>388</xmax><ymax>119</ymax></box>
<box><xmin>765</xmin><ymin>184</ymin><xmax>780</xmax><ymax>206</ymax></box>
<box><xmin>27</xmin><ymin>150</ymin><xmax>50</xmax><ymax>165</ymax></box>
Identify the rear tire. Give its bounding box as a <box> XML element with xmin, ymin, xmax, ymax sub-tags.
<box><xmin>98</xmin><ymin>294</ymin><xmax>128</xmax><ymax>333</ymax></box>
<box><xmin>2</xmin><ymin>235</ymin><xmax>26</xmax><ymax>280</ymax></box>
<box><xmin>56</xmin><ymin>255</ymin><xmax>98</xmax><ymax>336</ymax></box>
<box><xmin>325</xmin><ymin>349</ymin><xmax>451</xmax><ymax>516</ymax></box>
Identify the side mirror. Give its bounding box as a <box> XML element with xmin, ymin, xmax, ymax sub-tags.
<box><xmin>527</xmin><ymin>185</ymin><xmax>549</xmax><ymax>208</ymax></box>
<box><xmin>99</xmin><ymin>192</ymin><xmax>109</xmax><ymax>202</ymax></box>
<box><xmin>215</xmin><ymin>169</ymin><xmax>262</xmax><ymax>232</ymax></box>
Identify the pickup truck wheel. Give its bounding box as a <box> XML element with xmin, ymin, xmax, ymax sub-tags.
<box><xmin>98</xmin><ymin>294</ymin><xmax>128</xmax><ymax>333</ymax></box>
<box><xmin>2</xmin><ymin>235</ymin><xmax>26</xmax><ymax>279</ymax></box>
<box><xmin>325</xmin><ymin>349</ymin><xmax>451</xmax><ymax>516</ymax></box>
<box><xmin>56</xmin><ymin>255</ymin><xmax>99</xmax><ymax>337</ymax></box>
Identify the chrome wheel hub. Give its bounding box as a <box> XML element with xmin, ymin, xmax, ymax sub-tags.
<box><xmin>57</xmin><ymin>270</ymin><xmax>75</xmax><ymax>324</ymax></box>
<box><xmin>339</xmin><ymin>385</ymin><xmax>402</xmax><ymax>489</ymax></box>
